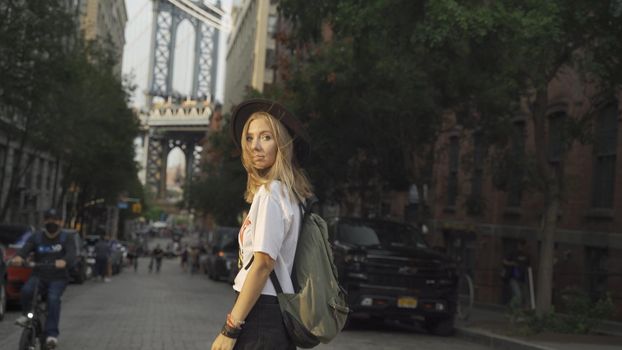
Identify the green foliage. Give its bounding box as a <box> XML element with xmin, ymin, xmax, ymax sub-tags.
<box><xmin>509</xmin><ymin>288</ymin><xmax>615</xmax><ymax>334</ymax></box>
<box><xmin>189</xmin><ymin>117</ymin><xmax>247</xmax><ymax>226</ymax></box>
<box><xmin>0</xmin><ymin>2</ymin><xmax>141</xmax><ymax>220</ymax></box>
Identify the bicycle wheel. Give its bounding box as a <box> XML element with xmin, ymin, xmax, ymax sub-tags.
<box><xmin>0</xmin><ymin>284</ymin><xmax>6</xmax><ymax>321</ymax></box>
<box><xmin>457</xmin><ymin>273</ymin><xmax>474</xmax><ymax>321</ymax></box>
<box><xmin>18</xmin><ymin>324</ymin><xmax>43</xmax><ymax>350</ymax></box>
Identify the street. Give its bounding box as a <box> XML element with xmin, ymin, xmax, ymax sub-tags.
<box><xmin>0</xmin><ymin>258</ymin><xmax>490</xmax><ymax>350</ymax></box>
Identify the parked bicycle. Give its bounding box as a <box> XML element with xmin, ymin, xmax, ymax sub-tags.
<box><xmin>457</xmin><ymin>272</ymin><xmax>474</xmax><ymax>321</ymax></box>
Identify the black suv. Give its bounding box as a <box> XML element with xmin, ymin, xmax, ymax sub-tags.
<box><xmin>327</xmin><ymin>217</ymin><xmax>458</xmax><ymax>335</ymax></box>
<box><xmin>204</xmin><ymin>227</ymin><xmax>239</xmax><ymax>283</ymax></box>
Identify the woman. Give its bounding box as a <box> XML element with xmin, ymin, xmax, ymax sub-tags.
<box><xmin>211</xmin><ymin>99</ymin><xmax>313</xmax><ymax>350</ymax></box>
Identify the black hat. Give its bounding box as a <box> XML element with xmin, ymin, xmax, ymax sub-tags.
<box><xmin>43</xmin><ymin>208</ymin><xmax>62</xmax><ymax>221</ymax></box>
<box><xmin>230</xmin><ymin>99</ymin><xmax>310</xmax><ymax>164</ymax></box>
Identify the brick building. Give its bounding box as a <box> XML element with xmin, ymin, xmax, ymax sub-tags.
<box><xmin>429</xmin><ymin>70</ymin><xmax>622</xmax><ymax>318</ymax></box>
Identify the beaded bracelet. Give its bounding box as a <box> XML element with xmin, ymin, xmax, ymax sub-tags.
<box><xmin>227</xmin><ymin>313</ymin><xmax>245</xmax><ymax>329</ymax></box>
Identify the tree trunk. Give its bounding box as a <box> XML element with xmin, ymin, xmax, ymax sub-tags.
<box><xmin>536</xmin><ymin>192</ymin><xmax>559</xmax><ymax>315</ymax></box>
<box><xmin>531</xmin><ymin>87</ymin><xmax>561</xmax><ymax>316</ymax></box>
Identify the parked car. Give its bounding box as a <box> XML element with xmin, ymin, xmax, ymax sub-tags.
<box><xmin>67</xmin><ymin>230</ymin><xmax>89</xmax><ymax>284</ymax></box>
<box><xmin>0</xmin><ymin>242</ymin><xmax>6</xmax><ymax>321</ymax></box>
<box><xmin>327</xmin><ymin>217</ymin><xmax>458</xmax><ymax>335</ymax></box>
<box><xmin>0</xmin><ymin>224</ymin><xmax>35</xmax><ymax>305</ymax></box>
<box><xmin>204</xmin><ymin>227</ymin><xmax>239</xmax><ymax>283</ymax></box>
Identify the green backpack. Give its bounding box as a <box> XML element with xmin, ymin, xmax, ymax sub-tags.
<box><xmin>269</xmin><ymin>204</ymin><xmax>350</xmax><ymax>348</ymax></box>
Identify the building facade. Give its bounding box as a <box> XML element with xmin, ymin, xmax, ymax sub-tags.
<box><xmin>429</xmin><ymin>71</ymin><xmax>622</xmax><ymax>318</ymax></box>
<box><xmin>78</xmin><ymin>0</ymin><xmax>128</xmax><ymax>77</ymax></box>
<box><xmin>0</xmin><ymin>128</ymin><xmax>64</xmax><ymax>226</ymax></box>
<box><xmin>223</xmin><ymin>0</ymin><xmax>278</xmax><ymax>112</ymax></box>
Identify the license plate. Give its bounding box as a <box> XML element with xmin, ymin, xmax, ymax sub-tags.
<box><xmin>397</xmin><ymin>297</ymin><xmax>418</xmax><ymax>309</ymax></box>
<box><xmin>86</xmin><ymin>258</ymin><xmax>95</xmax><ymax>264</ymax></box>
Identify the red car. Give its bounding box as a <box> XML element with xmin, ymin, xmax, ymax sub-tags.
<box><xmin>0</xmin><ymin>224</ymin><xmax>35</xmax><ymax>305</ymax></box>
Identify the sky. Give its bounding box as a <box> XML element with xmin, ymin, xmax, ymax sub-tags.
<box><xmin>122</xmin><ymin>0</ymin><xmax>232</xmax><ymax>110</ymax></box>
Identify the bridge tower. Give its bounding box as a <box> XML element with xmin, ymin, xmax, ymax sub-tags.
<box><xmin>143</xmin><ymin>0</ymin><xmax>222</xmax><ymax>201</ymax></box>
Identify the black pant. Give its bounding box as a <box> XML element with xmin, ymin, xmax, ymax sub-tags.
<box><xmin>234</xmin><ymin>294</ymin><xmax>295</xmax><ymax>350</ymax></box>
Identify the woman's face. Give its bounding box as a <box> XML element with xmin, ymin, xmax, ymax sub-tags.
<box><xmin>246</xmin><ymin>117</ymin><xmax>277</xmax><ymax>170</ymax></box>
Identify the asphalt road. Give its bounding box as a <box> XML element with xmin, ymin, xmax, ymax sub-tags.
<box><xmin>0</xmin><ymin>257</ymin><xmax>491</xmax><ymax>350</ymax></box>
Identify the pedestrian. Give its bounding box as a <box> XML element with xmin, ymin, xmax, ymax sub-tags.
<box><xmin>502</xmin><ymin>239</ymin><xmax>531</xmax><ymax>308</ymax></box>
<box><xmin>152</xmin><ymin>244</ymin><xmax>165</xmax><ymax>273</ymax></box>
<box><xmin>94</xmin><ymin>233</ymin><xmax>112</xmax><ymax>282</ymax></box>
<box><xmin>211</xmin><ymin>99</ymin><xmax>313</xmax><ymax>350</ymax></box>
<box><xmin>12</xmin><ymin>208</ymin><xmax>76</xmax><ymax>349</ymax></box>
<box><xmin>127</xmin><ymin>243</ymin><xmax>138</xmax><ymax>272</ymax></box>
<box><xmin>181</xmin><ymin>244</ymin><xmax>189</xmax><ymax>272</ymax></box>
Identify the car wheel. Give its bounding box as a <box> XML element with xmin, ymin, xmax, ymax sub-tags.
<box><xmin>74</xmin><ymin>264</ymin><xmax>86</xmax><ymax>284</ymax></box>
<box><xmin>0</xmin><ymin>283</ymin><xmax>6</xmax><ymax>321</ymax></box>
<box><xmin>424</xmin><ymin>316</ymin><xmax>455</xmax><ymax>336</ymax></box>
<box><xmin>81</xmin><ymin>263</ymin><xmax>88</xmax><ymax>282</ymax></box>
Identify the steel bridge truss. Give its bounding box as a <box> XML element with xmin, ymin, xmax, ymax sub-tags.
<box><xmin>148</xmin><ymin>0</ymin><xmax>220</xmax><ymax>101</ymax></box>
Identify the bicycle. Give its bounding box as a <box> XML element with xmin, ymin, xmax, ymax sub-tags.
<box><xmin>16</xmin><ymin>262</ymin><xmax>56</xmax><ymax>350</ymax></box>
<box><xmin>456</xmin><ymin>271</ymin><xmax>474</xmax><ymax>321</ymax></box>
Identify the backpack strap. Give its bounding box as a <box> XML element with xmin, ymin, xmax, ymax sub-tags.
<box><xmin>270</xmin><ymin>203</ymin><xmax>306</xmax><ymax>294</ymax></box>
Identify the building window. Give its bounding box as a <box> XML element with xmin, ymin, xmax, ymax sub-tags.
<box><xmin>0</xmin><ymin>145</ymin><xmax>6</xmax><ymax>174</ymax></box>
<box><xmin>548</xmin><ymin>111</ymin><xmax>567</xmax><ymax>164</ymax></box>
<box><xmin>447</xmin><ymin>136</ymin><xmax>459</xmax><ymax>207</ymax></box>
<box><xmin>508</xmin><ymin>121</ymin><xmax>525</xmax><ymax>207</ymax></box>
<box><xmin>592</xmin><ymin>103</ymin><xmax>618</xmax><ymax>209</ymax></box>
<box><xmin>25</xmin><ymin>155</ymin><xmax>34</xmax><ymax>190</ymax></box>
<box><xmin>267</xmin><ymin>14</ymin><xmax>277</xmax><ymax>37</ymax></box>
<box><xmin>471</xmin><ymin>131</ymin><xmax>484</xmax><ymax>197</ymax></box>
<box><xmin>36</xmin><ymin>157</ymin><xmax>43</xmax><ymax>190</ymax></box>
<box><xmin>585</xmin><ymin>246</ymin><xmax>608</xmax><ymax>302</ymax></box>
<box><xmin>46</xmin><ymin>160</ymin><xmax>54</xmax><ymax>190</ymax></box>
<box><xmin>265</xmin><ymin>48</ymin><xmax>276</xmax><ymax>68</ymax></box>
<box><xmin>467</xmin><ymin>131</ymin><xmax>485</xmax><ymax>215</ymax></box>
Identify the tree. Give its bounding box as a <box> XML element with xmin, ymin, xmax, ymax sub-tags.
<box><xmin>0</xmin><ymin>2</ymin><xmax>141</xmax><ymax>225</ymax></box>
<box><xmin>282</xmin><ymin>0</ymin><xmax>622</xmax><ymax>316</ymax></box>
<box><xmin>414</xmin><ymin>0</ymin><xmax>622</xmax><ymax>315</ymax></box>
<box><xmin>278</xmin><ymin>0</ymin><xmax>523</xmax><ymax>219</ymax></box>
<box><xmin>54</xmin><ymin>42</ymin><xmax>141</xmax><ymax>229</ymax></box>
<box><xmin>0</xmin><ymin>1</ymin><xmax>77</xmax><ymax>221</ymax></box>
<box><xmin>190</xmin><ymin>117</ymin><xmax>247</xmax><ymax>226</ymax></box>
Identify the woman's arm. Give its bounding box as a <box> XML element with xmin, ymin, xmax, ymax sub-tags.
<box><xmin>231</xmin><ymin>251</ymin><xmax>275</xmax><ymax>321</ymax></box>
<box><xmin>211</xmin><ymin>251</ymin><xmax>275</xmax><ymax>350</ymax></box>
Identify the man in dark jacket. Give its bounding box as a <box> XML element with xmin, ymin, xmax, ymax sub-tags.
<box><xmin>12</xmin><ymin>208</ymin><xmax>76</xmax><ymax>349</ymax></box>
<box><xmin>94</xmin><ymin>234</ymin><xmax>112</xmax><ymax>282</ymax></box>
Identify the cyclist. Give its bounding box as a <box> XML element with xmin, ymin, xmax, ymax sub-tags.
<box><xmin>12</xmin><ymin>208</ymin><xmax>76</xmax><ymax>349</ymax></box>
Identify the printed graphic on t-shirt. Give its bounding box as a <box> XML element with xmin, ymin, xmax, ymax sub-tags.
<box><xmin>37</xmin><ymin>244</ymin><xmax>63</xmax><ymax>254</ymax></box>
<box><xmin>238</xmin><ymin>217</ymin><xmax>251</xmax><ymax>269</ymax></box>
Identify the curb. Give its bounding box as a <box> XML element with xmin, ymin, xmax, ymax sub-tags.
<box><xmin>456</xmin><ymin>327</ymin><xmax>557</xmax><ymax>350</ymax></box>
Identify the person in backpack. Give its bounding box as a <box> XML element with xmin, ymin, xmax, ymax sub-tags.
<box><xmin>11</xmin><ymin>208</ymin><xmax>76</xmax><ymax>349</ymax></box>
<box><xmin>211</xmin><ymin>99</ymin><xmax>313</xmax><ymax>350</ymax></box>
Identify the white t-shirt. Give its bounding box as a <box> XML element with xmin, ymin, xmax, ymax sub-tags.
<box><xmin>233</xmin><ymin>180</ymin><xmax>301</xmax><ymax>296</ymax></box>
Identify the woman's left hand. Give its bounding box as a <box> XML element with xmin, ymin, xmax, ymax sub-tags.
<box><xmin>211</xmin><ymin>334</ymin><xmax>236</xmax><ymax>350</ymax></box>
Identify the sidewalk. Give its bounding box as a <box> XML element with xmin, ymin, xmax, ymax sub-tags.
<box><xmin>456</xmin><ymin>304</ymin><xmax>622</xmax><ymax>350</ymax></box>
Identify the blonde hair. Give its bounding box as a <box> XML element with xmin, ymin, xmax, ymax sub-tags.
<box><xmin>241</xmin><ymin>112</ymin><xmax>313</xmax><ymax>204</ymax></box>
